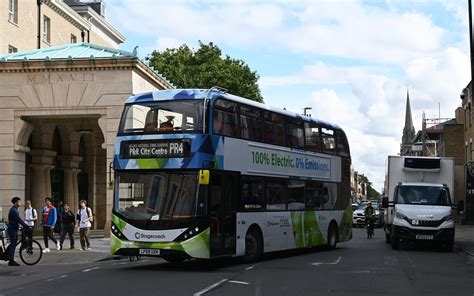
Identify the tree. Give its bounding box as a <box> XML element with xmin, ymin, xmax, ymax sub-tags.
<box><xmin>147</xmin><ymin>41</ymin><xmax>264</xmax><ymax>102</ymax></box>
<box><xmin>359</xmin><ymin>174</ymin><xmax>381</xmax><ymax>200</ymax></box>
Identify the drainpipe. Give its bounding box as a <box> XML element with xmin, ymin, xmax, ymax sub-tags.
<box><xmin>37</xmin><ymin>0</ymin><xmax>42</xmax><ymax>49</ymax></box>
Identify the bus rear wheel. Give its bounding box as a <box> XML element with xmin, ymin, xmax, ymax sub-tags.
<box><xmin>244</xmin><ymin>227</ymin><xmax>263</xmax><ymax>263</ymax></box>
<box><xmin>327</xmin><ymin>224</ymin><xmax>338</xmax><ymax>250</ymax></box>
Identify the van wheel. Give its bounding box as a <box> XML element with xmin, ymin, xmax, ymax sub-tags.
<box><xmin>385</xmin><ymin>233</ymin><xmax>391</xmax><ymax>244</ymax></box>
<box><xmin>327</xmin><ymin>224</ymin><xmax>338</xmax><ymax>250</ymax></box>
<box><xmin>443</xmin><ymin>240</ymin><xmax>454</xmax><ymax>252</ymax></box>
<box><xmin>243</xmin><ymin>227</ymin><xmax>263</xmax><ymax>263</ymax></box>
<box><xmin>391</xmin><ymin>234</ymin><xmax>400</xmax><ymax>250</ymax></box>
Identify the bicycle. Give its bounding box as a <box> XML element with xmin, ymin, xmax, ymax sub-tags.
<box><xmin>366</xmin><ymin>218</ymin><xmax>375</xmax><ymax>239</ymax></box>
<box><xmin>0</xmin><ymin>223</ymin><xmax>43</xmax><ymax>265</ymax></box>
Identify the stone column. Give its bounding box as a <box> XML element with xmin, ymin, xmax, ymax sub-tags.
<box><xmin>44</xmin><ymin>166</ymin><xmax>54</xmax><ymax>199</ymax></box>
<box><xmin>29</xmin><ymin>164</ymin><xmax>47</xmax><ymax>210</ymax></box>
<box><xmin>59</xmin><ymin>155</ymin><xmax>82</xmax><ymax>211</ymax></box>
<box><xmin>29</xmin><ymin>150</ymin><xmax>56</xmax><ymax>208</ymax></box>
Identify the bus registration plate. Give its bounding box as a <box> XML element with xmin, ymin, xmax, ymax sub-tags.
<box><xmin>139</xmin><ymin>249</ymin><xmax>160</xmax><ymax>255</ymax></box>
<box><xmin>415</xmin><ymin>235</ymin><xmax>433</xmax><ymax>240</ymax></box>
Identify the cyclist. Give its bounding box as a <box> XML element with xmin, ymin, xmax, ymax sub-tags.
<box><xmin>7</xmin><ymin>197</ymin><xmax>30</xmax><ymax>266</ymax></box>
<box><xmin>364</xmin><ymin>201</ymin><xmax>375</xmax><ymax>239</ymax></box>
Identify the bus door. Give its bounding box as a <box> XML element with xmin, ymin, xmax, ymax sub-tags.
<box><xmin>209</xmin><ymin>172</ymin><xmax>238</xmax><ymax>257</ymax></box>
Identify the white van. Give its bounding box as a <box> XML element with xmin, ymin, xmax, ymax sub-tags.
<box><xmin>382</xmin><ymin>156</ymin><xmax>463</xmax><ymax>251</ymax></box>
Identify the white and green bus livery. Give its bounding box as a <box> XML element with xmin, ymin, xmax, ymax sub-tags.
<box><xmin>111</xmin><ymin>89</ymin><xmax>352</xmax><ymax>262</ymax></box>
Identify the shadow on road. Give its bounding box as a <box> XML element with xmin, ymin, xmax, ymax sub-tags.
<box><xmin>119</xmin><ymin>245</ymin><xmax>348</xmax><ymax>272</ymax></box>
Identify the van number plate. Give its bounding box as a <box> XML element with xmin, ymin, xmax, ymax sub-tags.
<box><xmin>416</xmin><ymin>235</ymin><xmax>433</xmax><ymax>240</ymax></box>
<box><xmin>139</xmin><ymin>249</ymin><xmax>160</xmax><ymax>255</ymax></box>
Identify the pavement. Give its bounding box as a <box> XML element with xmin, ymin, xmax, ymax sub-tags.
<box><xmin>0</xmin><ymin>231</ymin><xmax>114</xmax><ymax>266</ymax></box>
<box><xmin>455</xmin><ymin>224</ymin><xmax>474</xmax><ymax>257</ymax></box>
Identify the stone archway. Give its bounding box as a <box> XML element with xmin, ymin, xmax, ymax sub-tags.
<box><xmin>18</xmin><ymin>113</ymin><xmax>107</xmax><ymax>229</ymax></box>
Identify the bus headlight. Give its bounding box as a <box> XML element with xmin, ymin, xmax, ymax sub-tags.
<box><xmin>111</xmin><ymin>222</ymin><xmax>127</xmax><ymax>240</ymax></box>
<box><xmin>176</xmin><ymin>226</ymin><xmax>203</xmax><ymax>241</ymax></box>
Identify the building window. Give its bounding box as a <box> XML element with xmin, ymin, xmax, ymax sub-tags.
<box><xmin>43</xmin><ymin>16</ymin><xmax>51</xmax><ymax>44</ymax></box>
<box><xmin>467</xmin><ymin>103</ymin><xmax>472</xmax><ymax>127</ymax></box>
<box><xmin>8</xmin><ymin>45</ymin><xmax>17</xmax><ymax>53</ymax></box>
<box><xmin>8</xmin><ymin>0</ymin><xmax>18</xmax><ymax>24</ymax></box>
<box><xmin>71</xmin><ymin>34</ymin><xmax>77</xmax><ymax>43</ymax></box>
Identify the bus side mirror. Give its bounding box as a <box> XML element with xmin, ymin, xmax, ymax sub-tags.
<box><xmin>457</xmin><ymin>200</ymin><xmax>464</xmax><ymax>213</ymax></box>
<box><xmin>199</xmin><ymin>170</ymin><xmax>210</xmax><ymax>185</ymax></box>
<box><xmin>382</xmin><ymin>197</ymin><xmax>389</xmax><ymax>209</ymax></box>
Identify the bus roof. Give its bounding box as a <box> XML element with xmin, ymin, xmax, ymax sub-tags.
<box><xmin>126</xmin><ymin>89</ymin><xmax>342</xmax><ymax>130</ymax></box>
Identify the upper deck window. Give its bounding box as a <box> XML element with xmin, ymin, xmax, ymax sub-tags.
<box><xmin>321</xmin><ymin>127</ymin><xmax>336</xmax><ymax>154</ymax></box>
<box><xmin>120</xmin><ymin>100</ymin><xmax>205</xmax><ymax>135</ymax></box>
<box><xmin>213</xmin><ymin>99</ymin><xmax>238</xmax><ymax>137</ymax></box>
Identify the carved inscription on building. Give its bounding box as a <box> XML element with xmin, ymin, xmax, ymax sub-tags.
<box><xmin>26</xmin><ymin>73</ymin><xmax>95</xmax><ymax>84</ymax></box>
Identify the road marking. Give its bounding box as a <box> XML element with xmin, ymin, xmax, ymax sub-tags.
<box><xmin>351</xmin><ymin>270</ymin><xmax>370</xmax><ymax>274</ymax></box>
<box><xmin>384</xmin><ymin>256</ymin><xmax>398</xmax><ymax>265</ymax></box>
<box><xmin>47</xmin><ymin>274</ymin><xmax>68</xmax><ymax>282</ymax></box>
<box><xmin>193</xmin><ymin>279</ymin><xmax>228</xmax><ymax>296</ymax></box>
<box><xmin>311</xmin><ymin>256</ymin><xmax>342</xmax><ymax>266</ymax></box>
<box><xmin>245</xmin><ymin>265</ymin><xmax>255</xmax><ymax>270</ymax></box>
<box><xmin>229</xmin><ymin>280</ymin><xmax>250</xmax><ymax>285</ymax></box>
<box><xmin>82</xmin><ymin>267</ymin><xmax>100</xmax><ymax>273</ymax></box>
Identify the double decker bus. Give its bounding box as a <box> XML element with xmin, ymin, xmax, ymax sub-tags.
<box><xmin>111</xmin><ymin>88</ymin><xmax>352</xmax><ymax>263</ymax></box>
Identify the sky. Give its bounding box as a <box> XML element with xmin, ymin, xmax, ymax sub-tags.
<box><xmin>106</xmin><ymin>0</ymin><xmax>471</xmax><ymax>191</ymax></box>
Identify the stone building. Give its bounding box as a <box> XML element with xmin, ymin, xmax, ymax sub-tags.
<box><xmin>1</xmin><ymin>0</ymin><xmax>124</xmax><ymax>54</ymax></box>
<box><xmin>459</xmin><ymin>83</ymin><xmax>474</xmax><ymax>223</ymax></box>
<box><xmin>0</xmin><ymin>43</ymin><xmax>172</xmax><ymax>232</ymax></box>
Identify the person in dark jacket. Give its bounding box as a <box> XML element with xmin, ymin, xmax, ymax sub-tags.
<box><xmin>7</xmin><ymin>197</ymin><xmax>29</xmax><ymax>266</ymax></box>
<box><xmin>59</xmin><ymin>203</ymin><xmax>75</xmax><ymax>250</ymax></box>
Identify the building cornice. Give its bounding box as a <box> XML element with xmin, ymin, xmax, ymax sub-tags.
<box><xmin>69</xmin><ymin>6</ymin><xmax>125</xmax><ymax>44</ymax></box>
<box><xmin>44</xmin><ymin>0</ymin><xmax>91</xmax><ymax>31</ymax></box>
<box><xmin>0</xmin><ymin>58</ymin><xmax>172</xmax><ymax>90</ymax></box>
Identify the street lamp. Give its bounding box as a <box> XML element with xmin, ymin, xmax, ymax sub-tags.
<box><xmin>303</xmin><ymin>107</ymin><xmax>312</xmax><ymax>117</ymax></box>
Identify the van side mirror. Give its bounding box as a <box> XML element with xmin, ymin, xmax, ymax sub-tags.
<box><xmin>457</xmin><ymin>200</ymin><xmax>464</xmax><ymax>213</ymax></box>
<box><xmin>382</xmin><ymin>197</ymin><xmax>389</xmax><ymax>209</ymax></box>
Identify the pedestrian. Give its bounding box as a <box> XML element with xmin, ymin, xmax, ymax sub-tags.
<box><xmin>76</xmin><ymin>200</ymin><xmax>93</xmax><ymax>251</ymax></box>
<box><xmin>24</xmin><ymin>200</ymin><xmax>37</xmax><ymax>246</ymax></box>
<box><xmin>59</xmin><ymin>203</ymin><xmax>75</xmax><ymax>250</ymax></box>
<box><xmin>7</xmin><ymin>197</ymin><xmax>30</xmax><ymax>266</ymax></box>
<box><xmin>42</xmin><ymin>197</ymin><xmax>60</xmax><ymax>253</ymax></box>
<box><xmin>54</xmin><ymin>201</ymin><xmax>64</xmax><ymax>235</ymax></box>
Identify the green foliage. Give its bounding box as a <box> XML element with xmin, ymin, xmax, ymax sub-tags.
<box><xmin>147</xmin><ymin>41</ymin><xmax>264</xmax><ymax>102</ymax></box>
<box><xmin>359</xmin><ymin>174</ymin><xmax>381</xmax><ymax>200</ymax></box>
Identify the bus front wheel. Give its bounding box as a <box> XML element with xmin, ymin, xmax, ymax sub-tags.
<box><xmin>162</xmin><ymin>254</ymin><xmax>185</xmax><ymax>264</ymax></box>
<box><xmin>244</xmin><ymin>227</ymin><xmax>263</xmax><ymax>263</ymax></box>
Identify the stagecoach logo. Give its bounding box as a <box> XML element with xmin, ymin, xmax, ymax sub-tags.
<box><xmin>134</xmin><ymin>232</ymin><xmax>166</xmax><ymax>240</ymax></box>
<box><xmin>267</xmin><ymin>218</ymin><xmax>291</xmax><ymax>228</ymax></box>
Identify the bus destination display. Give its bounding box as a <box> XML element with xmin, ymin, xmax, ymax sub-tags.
<box><xmin>121</xmin><ymin>140</ymin><xmax>191</xmax><ymax>159</ymax></box>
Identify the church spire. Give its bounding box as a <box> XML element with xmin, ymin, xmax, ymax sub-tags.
<box><xmin>401</xmin><ymin>88</ymin><xmax>416</xmax><ymax>155</ymax></box>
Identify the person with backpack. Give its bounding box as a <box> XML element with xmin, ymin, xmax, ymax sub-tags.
<box><xmin>76</xmin><ymin>200</ymin><xmax>93</xmax><ymax>251</ymax></box>
<box><xmin>42</xmin><ymin>197</ymin><xmax>59</xmax><ymax>253</ymax></box>
<box><xmin>24</xmin><ymin>200</ymin><xmax>37</xmax><ymax>247</ymax></box>
<box><xmin>59</xmin><ymin>203</ymin><xmax>75</xmax><ymax>250</ymax></box>
<box><xmin>24</xmin><ymin>200</ymin><xmax>38</xmax><ymax>228</ymax></box>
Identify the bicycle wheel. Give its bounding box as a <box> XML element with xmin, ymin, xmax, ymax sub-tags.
<box><xmin>19</xmin><ymin>240</ymin><xmax>42</xmax><ymax>265</ymax></box>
